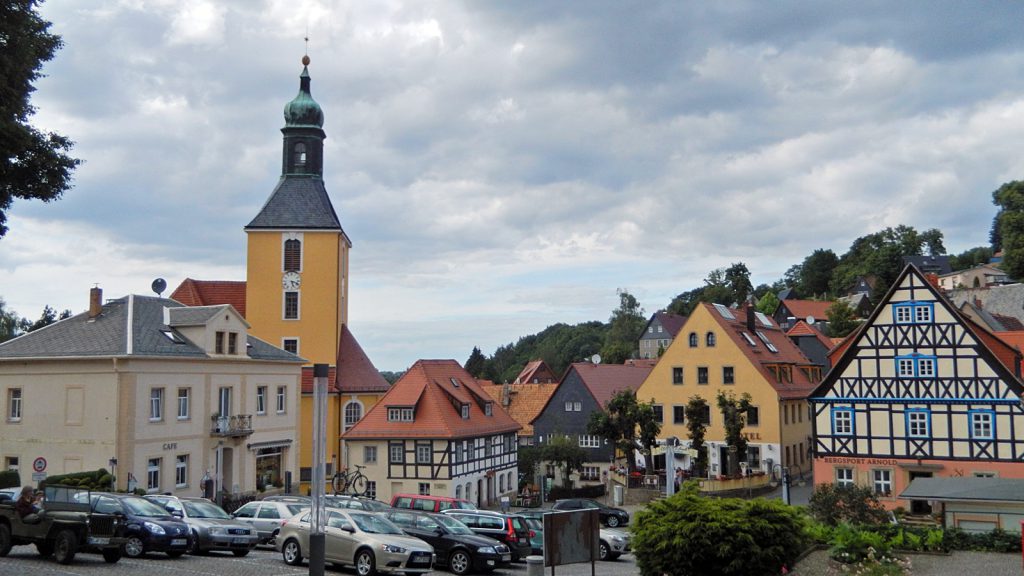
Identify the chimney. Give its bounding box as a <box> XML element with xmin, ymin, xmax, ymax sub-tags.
<box><xmin>746</xmin><ymin>305</ymin><xmax>756</xmax><ymax>332</ymax></box>
<box><xmin>89</xmin><ymin>286</ymin><xmax>103</xmax><ymax>319</ymax></box>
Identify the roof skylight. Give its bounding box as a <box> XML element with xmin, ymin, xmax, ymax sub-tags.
<box><xmin>756</xmin><ymin>330</ymin><xmax>779</xmax><ymax>353</ymax></box>
<box><xmin>713</xmin><ymin>303</ymin><xmax>735</xmax><ymax>320</ymax></box>
<box><xmin>741</xmin><ymin>333</ymin><xmax>757</xmax><ymax>347</ymax></box>
<box><xmin>755</xmin><ymin>312</ymin><xmax>773</xmax><ymax>327</ymax></box>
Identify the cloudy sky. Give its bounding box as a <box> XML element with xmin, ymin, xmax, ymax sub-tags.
<box><xmin>2</xmin><ymin>1</ymin><xmax>1020</xmax><ymax>371</ymax></box>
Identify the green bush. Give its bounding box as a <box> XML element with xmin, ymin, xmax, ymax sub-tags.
<box><xmin>808</xmin><ymin>483</ymin><xmax>889</xmax><ymax>526</ymax></box>
<box><xmin>830</xmin><ymin>522</ymin><xmax>890</xmax><ymax>564</ymax></box>
<box><xmin>942</xmin><ymin>527</ymin><xmax>1021</xmax><ymax>552</ymax></box>
<box><xmin>0</xmin><ymin>470</ymin><xmax>20</xmax><ymax>489</ymax></box>
<box><xmin>632</xmin><ymin>484</ymin><xmax>807</xmax><ymax>576</ymax></box>
<box><xmin>41</xmin><ymin>468</ymin><xmax>113</xmax><ymax>491</ymax></box>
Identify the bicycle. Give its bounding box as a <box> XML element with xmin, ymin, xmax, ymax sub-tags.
<box><xmin>331</xmin><ymin>464</ymin><xmax>368</xmax><ymax>496</ymax></box>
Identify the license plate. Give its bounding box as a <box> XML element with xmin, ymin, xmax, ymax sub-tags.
<box><xmin>410</xmin><ymin>556</ymin><xmax>430</xmax><ymax>564</ymax></box>
<box><xmin>171</xmin><ymin>539</ymin><xmax>187</xmax><ymax>546</ymax></box>
<box><xmin>501</xmin><ymin>554</ymin><xmax>511</xmax><ymax>562</ymax></box>
<box><xmin>89</xmin><ymin>537</ymin><xmax>110</xmax><ymax>545</ymax></box>
<box><xmin>233</xmin><ymin>537</ymin><xmax>249</xmax><ymax>544</ymax></box>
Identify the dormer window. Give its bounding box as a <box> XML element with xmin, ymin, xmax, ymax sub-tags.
<box><xmin>450</xmin><ymin>377</ymin><xmax>460</xmax><ymax>387</ymax></box>
<box><xmin>387</xmin><ymin>407</ymin><xmax>415</xmax><ymax>422</ymax></box>
<box><xmin>294</xmin><ymin>142</ymin><xmax>307</xmax><ymax>167</ymax></box>
<box><xmin>461</xmin><ymin>405</ymin><xmax>470</xmax><ymax>419</ymax></box>
<box><xmin>228</xmin><ymin>332</ymin><xmax>238</xmax><ymax>355</ymax></box>
<box><xmin>484</xmin><ymin>402</ymin><xmax>493</xmax><ymax>416</ymax></box>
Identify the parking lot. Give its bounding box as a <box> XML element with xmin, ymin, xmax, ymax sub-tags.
<box><xmin>0</xmin><ymin>545</ymin><xmax>639</xmax><ymax>576</ymax></box>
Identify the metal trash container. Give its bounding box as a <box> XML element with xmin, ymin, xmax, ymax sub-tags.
<box><xmin>613</xmin><ymin>484</ymin><xmax>624</xmax><ymax>506</ymax></box>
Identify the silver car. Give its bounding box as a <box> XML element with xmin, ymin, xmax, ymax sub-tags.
<box><xmin>145</xmin><ymin>495</ymin><xmax>259</xmax><ymax>556</ymax></box>
<box><xmin>599</xmin><ymin>527</ymin><xmax>631</xmax><ymax>561</ymax></box>
<box><xmin>231</xmin><ymin>500</ymin><xmax>308</xmax><ymax>545</ymax></box>
<box><xmin>278</xmin><ymin>508</ymin><xmax>434</xmax><ymax>575</ymax></box>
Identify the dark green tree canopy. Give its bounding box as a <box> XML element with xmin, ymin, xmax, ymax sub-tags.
<box><xmin>541</xmin><ymin>434</ymin><xmax>588</xmax><ymax>489</ymax></box>
<box><xmin>464</xmin><ymin>346</ymin><xmax>486</xmax><ymax>378</ymax></box>
<box><xmin>601</xmin><ymin>289</ymin><xmax>645</xmax><ymax>364</ymax></box>
<box><xmin>0</xmin><ymin>0</ymin><xmax>81</xmax><ymax>237</ymax></box>
<box><xmin>588</xmin><ymin>389</ymin><xmax>661</xmax><ymax>474</ymax></box>
<box><xmin>799</xmin><ymin>249</ymin><xmax>838</xmax><ymax>298</ymax></box>
<box><xmin>826</xmin><ymin>300</ymin><xmax>859</xmax><ymax>338</ymax></box>
<box><xmin>992</xmin><ymin>180</ymin><xmax>1024</xmax><ymax>280</ymax></box>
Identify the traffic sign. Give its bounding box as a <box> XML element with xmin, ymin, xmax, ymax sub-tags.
<box><xmin>31</xmin><ymin>472</ymin><xmax>46</xmax><ymax>482</ymax></box>
<box><xmin>32</xmin><ymin>457</ymin><xmax>47</xmax><ymax>473</ymax></box>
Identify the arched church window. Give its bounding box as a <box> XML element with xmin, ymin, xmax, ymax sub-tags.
<box><xmin>284</xmin><ymin>239</ymin><xmax>301</xmax><ymax>272</ymax></box>
<box><xmin>294</xmin><ymin>142</ymin><xmax>307</xmax><ymax>166</ymax></box>
<box><xmin>344</xmin><ymin>401</ymin><xmax>363</xmax><ymax>431</ymax></box>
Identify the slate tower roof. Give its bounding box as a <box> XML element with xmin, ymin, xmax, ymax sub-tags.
<box><xmin>246</xmin><ymin>57</ymin><xmax>344</xmax><ymax>232</ymax></box>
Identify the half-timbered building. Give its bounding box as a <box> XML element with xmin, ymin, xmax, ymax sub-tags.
<box><xmin>341</xmin><ymin>360</ymin><xmax>520</xmax><ymax>507</ymax></box>
<box><xmin>809</xmin><ymin>265</ymin><xmax>1024</xmax><ymax>512</ymax></box>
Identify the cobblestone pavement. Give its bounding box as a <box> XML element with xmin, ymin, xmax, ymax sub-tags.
<box><xmin>0</xmin><ymin>545</ymin><xmax>639</xmax><ymax>576</ymax></box>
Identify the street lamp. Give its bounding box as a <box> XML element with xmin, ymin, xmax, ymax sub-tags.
<box><xmin>768</xmin><ymin>461</ymin><xmax>791</xmax><ymax>506</ymax></box>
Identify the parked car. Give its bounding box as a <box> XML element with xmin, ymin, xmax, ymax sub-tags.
<box><xmin>391</xmin><ymin>493</ymin><xmax>476</xmax><ymax>513</ymax></box>
<box><xmin>551</xmin><ymin>498</ymin><xmax>629</xmax><ymax>527</ymax></box>
<box><xmin>278</xmin><ymin>508</ymin><xmax>435</xmax><ymax>574</ymax></box>
<box><xmin>262</xmin><ymin>494</ymin><xmax>312</xmax><ymax>504</ymax></box>
<box><xmin>89</xmin><ymin>493</ymin><xmax>190</xmax><ymax>558</ymax></box>
<box><xmin>144</xmin><ymin>495</ymin><xmax>258</xmax><ymax>556</ymax></box>
<box><xmin>0</xmin><ymin>485</ymin><xmax>126</xmax><ymax>564</ymax></box>
<box><xmin>324</xmin><ymin>494</ymin><xmax>392</xmax><ymax>513</ymax></box>
<box><xmin>440</xmin><ymin>509</ymin><xmax>531</xmax><ymax>562</ymax></box>
<box><xmin>521</xmin><ymin>516</ymin><xmax>543</xmax><ymax>556</ymax></box>
<box><xmin>231</xmin><ymin>499</ymin><xmax>308</xmax><ymax>545</ymax></box>
<box><xmin>385</xmin><ymin>509</ymin><xmax>511</xmax><ymax>574</ymax></box>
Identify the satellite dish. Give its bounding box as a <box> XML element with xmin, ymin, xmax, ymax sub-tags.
<box><xmin>806</xmin><ymin>315</ymin><xmax>816</xmax><ymax>325</ymax></box>
<box><xmin>152</xmin><ymin>278</ymin><xmax>167</xmax><ymax>296</ymax></box>
<box><xmin>591</xmin><ymin>354</ymin><xmax>601</xmax><ymax>365</ymax></box>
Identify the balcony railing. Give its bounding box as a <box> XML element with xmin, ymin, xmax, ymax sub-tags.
<box><xmin>211</xmin><ymin>414</ymin><xmax>253</xmax><ymax>437</ymax></box>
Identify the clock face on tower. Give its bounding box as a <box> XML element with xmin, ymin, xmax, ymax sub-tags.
<box><xmin>282</xmin><ymin>271</ymin><xmax>301</xmax><ymax>290</ymax></box>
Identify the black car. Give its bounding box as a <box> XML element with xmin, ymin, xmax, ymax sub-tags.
<box><xmin>440</xmin><ymin>509</ymin><xmax>532</xmax><ymax>562</ymax></box>
<box><xmin>90</xmin><ymin>493</ymin><xmax>191</xmax><ymax>558</ymax></box>
<box><xmin>386</xmin><ymin>509</ymin><xmax>511</xmax><ymax>574</ymax></box>
<box><xmin>551</xmin><ymin>498</ymin><xmax>629</xmax><ymax>527</ymax></box>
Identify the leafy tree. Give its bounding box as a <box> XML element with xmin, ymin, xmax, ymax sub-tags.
<box><xmin>588</xmin><ymin>389</ymin><xmax>661</xmax><ymax>475</ymax></box>
<box><xmin>991</xmin><ymin>181</ymin><xmax>1024</xmax><ymax>280</ymax></box>
<box><xmin>601</xmin><ymin>289</ymin><xmax>645</xmax><ymax>363</ymax></box>
<box><xmin>23</xmin><ymin>304</ymin><xmax>69</xmax><ymax>332</ymax></box>
<box><xmin>632</xmin><ymin>483</ymin><xmax>808</xmax><ymax>576</ymax></box>
<box><xmin>542</xmin><ymin>434</ymin><xmax>588</xmax><ymax>489</ymax></box>
<box><xmin>517</xmin><ymin>445</ymin><xmax>542</xmax><ymax>488</ymax></box>
<box><xmin>799</xmin><ymin>249</ymin><xmax>839</xmax><ymax>298</ymax></box>
<box><xmin>464</xmin><ymin>346</ymin><xmax>486</xmax><ymax>378</ymax></box>
<box><xmin>716</xmin><ymin>391</ymin><xmax>753</xmax><ymax>476</ymax></box>
<box><xmin>807</xmin><ymin>483</ymin><xmax>888</xmax><ymax>526</ymax></box>
<box><xmin>826</xmin><ymin>300</ymin><xmax>859</xmax><ymax>338</ymax></box>
<box><xmin>949</xmin><ymin>246</ymin><xmax>994</xmax><ymax>272</ymax></box>
<box><xmin>0</xmin><ymin>299</ymin><xmax>22</xmax><ymax>342</ymax></box>
<box><xmin>723</xmin><ymin>262</ymin><xmax>753</xmax><ymax>304</ymax></box>
<box><xmin>0</xmin><ymin>0</ymin><xmax>81</xmax><ymax>237</ymax></box>
<box><xmin>378</xmin><ymin>371</ymin><xmax>404</xmax><ymax>385</ymax></box>
<box><xmin>830</xmin><ymin>225</ymin><xmax>941</xmax><ymax>302</ymax></box>
<box><xmin>480</xmin><ymin>321</ymin><xmax>606</xmax><ymax>384</ymax></box>
<box><xmin>685</xmin><ymin>396</ymin><xmax>710</xmax><ymax>477</ymax></box>
<box><xmin>755</xmin><ymin>292</ymin><xmax>779</xmax><ymax>316</ymax></box>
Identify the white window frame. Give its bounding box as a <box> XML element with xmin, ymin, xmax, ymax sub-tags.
<box><xmin>276</xmin><ymin>386</ymin><xmax>286</xmax><ymax>413</ymax></box>
<box><xmin>283</xmin><ymin>291</ymin><xmax>300</xmax><ymax>320</ymax></box>
<box><xmin>833</xmin><ymin>408</ymin><xmax>853</xmax><ymax>436</ymax></box>
<box><xmin>578</xmin><ymin>435</ymin><xmax>601</xmax><ymax>448</ymax></box>
<box><xmin>150</xmin><ymin>388</ymin><xmax>164</xmax><ymax>421</ymax></box>
<box><xmin>282</xmin><ymin>338</ymin><xmax>299</xmax><ymax>355</ymax></box>
<box><xmin>836</xmin><ymin>467</ymin><xmax>854</xmax><ymax>487</ymax></box>
<box><xmin>872</xmin><ymin>469</ymin><xmax>892</xmax><ymax>496</ymax></box>
<box><xmin>390</xmin><ymin>443</ymin><xmax>404</xmax><ymax>463</ymax></box>
<box><xmin>418</xmin><ymin>482</ymin><xmax>430</xmax><ymax>496</ymax></box>
<box><xmin>256</xmin><ymin>386</ymin><xmax>267</xmax><ymax>415</ymax></box>
<box><xmin>364</xmin><ymin>446</ymin><xmax>377</xmax><ymax>464</ymax></box>
<box><xmin>344</xmin><ymin>401</ymin><xmax>363</xmax><ymax>431</ymax></box>
<box><xmin>8</xmin><ymin>388</ymin><xmax>22</xmax><ymax>422</ymax></box>
<box><xmin>175</xmin><ymin>455</ymin><xmax>188</xmax><ymax>488</ymax></box>
<box><xmin>970</xmin><ymin>410</ymin><xmax>994</xmax><ymax>439</ymax></box>
<box><xmin>177</xmin><ymin>388</ymin><xmax>190</xmax><ymax>420</ymax></box>
<box><xmin>907</xmin><ymin>410</ymin><xmax>929</xmax><ymax>437</ymax></box>
<box><xmin>897</xmin><ymin>358</ymin><xmax>914</xmax><ymax>377</ymax></box>
<box><xmin>416</xmin><ymin>444</ymin><xmax>431</xmax><ymax>463</ymax></box>
<box><xmin>147</xmin><ymin>458</ymin><xmax>161</xmax><ymax>493</ymax></box>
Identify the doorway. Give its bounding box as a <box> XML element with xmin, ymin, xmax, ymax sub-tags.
<box><xmin>909</xmin><ymin>471</ymin><xmax>933</xmax><ymax>514</ymax></box>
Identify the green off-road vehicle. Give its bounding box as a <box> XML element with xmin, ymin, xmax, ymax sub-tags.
<box><xmin>0</xmin><ymin>485</ymin><xmax>127</xmax><ymax>564</ymax></box>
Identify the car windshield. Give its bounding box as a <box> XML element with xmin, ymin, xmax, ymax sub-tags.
<box><xmin>122</xmin><ymin>497</ymin><xmax>171</xmax><ymax>517</ymax></box>
<box><xmin>183</xmin><ymin>500</ymin><xmax>230</xmax><ymax>519</ymax></box>
<box><xmin>435</xmin><ymin>514</ymin><xmax>474</xmax><ymax>535</ymax></box>
<box><xmin>453</xmin><ymin>500</ymin><xmax>475</xmax><ymax>509</ymax></box>
<box><xmin>362</xmin><ymin>500</ymin><xmax>390</xmax><ymax>512</ymax></box>
<box><xmin>351</xmin><ymin>512</ymin><xmax>403</xmax><ymax>535</ymax></box>
<box><xmin>524</xmin><ymin>518</ymin><xmax>542</xmax><ymax>530</ymax></box>
<box><xmin>286</xmin><ymin>504</ymin><xmax>307</xmax><ymax>515</ymax></box>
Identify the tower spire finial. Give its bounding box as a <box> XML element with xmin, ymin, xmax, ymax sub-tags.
<box><xmin>303</xmin><ymin>27</ymin><xmax>310</xmax><ymax>66</ymax></box>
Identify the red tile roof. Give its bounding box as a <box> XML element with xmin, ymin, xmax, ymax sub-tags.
<box><xmin>514</xmin><ymin>360</ymin><xmax>559</xmax><ymax>384</ymax></box>
<box><xmin>479</xmin><ymin>382</ymin><xmax>559</xmax><ymax>436</ymax></box>
<box><xmin>780</xmin><ymin>299</ymin><xmax>832</xmax><ymax>323</ymax></box>
<box><xmin>336</xmin><ymin>325</ymin><xmax>390</xmax><ymax>393</ymax></box>
<box><xmin>703</xmin><ymin>303</ymin><xmax>820</xmax><ymax>400</ymax></box>
<box><xmin>170</xmin><ymin>279</ymin><xmax>247</xmax><ymax>317</ymax></box>
<box><xmin>301</xmin><ymin>365</ymin><xmax>338</xmax><ymax>394</ymax></box>
<box><xmin>342</xmin><ymin>360</ymin><xmax>521</xmax><ymax>440</ymax></box>
<box><xmin>567</xmin><ymin>361</ymin><xmax>655</xmax><ymax>410</ymax></box>
<box><xmin>787</xmin><ymin>320</ymin><xmax>835</xmax><ymax>351</ymax></box>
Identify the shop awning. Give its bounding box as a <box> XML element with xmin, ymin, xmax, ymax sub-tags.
<box><xmin>246</xmin><ymin>439</ymin><xmax>293</xmax><ymax>451</ymax></box>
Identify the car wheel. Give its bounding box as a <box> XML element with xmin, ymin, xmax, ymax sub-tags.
<box><xmin>282</xmin><ymin>538</ymin><xmax>303</xmax><ymax>566</ymax></box>
<box><xmin>449</xmin><ymin>549</ymin><xmax>471</xmax><ymax>575</ymax></box>
<box><xmin>0</xmin><ymin>522</ymin><xmax>12</xmax><ymax>557</ymax></box>
<box><xmin>167</xmin><ymin>550</ymin><xmax>184</xmax><ymax>558</ymax></box>
<box><xmin>102</xmin><ymin>548</ymin><xmax>122</xmax><ymax>563</ymax></box>
<box><xmin>54</xmin><ymin>529</ymin><xmax>79</xmax><ymax>565</ymax></box>
<box><xmin>355</xmin><ymin>549</ymin><xmax>377</xmax><ymax>576</ymax></box>
<box><xmin>598</xmin><ymin>541</ymin><xmax>609</xmax><ymax>561</ymax></box>
<box><xmin>123</xmin><ymin>535</ymin><xmax>145</xmax><ymax>558</ymax></box>
<box><xmin>606</xmin><ymin>515</ymin><xmax>620</xmax><ymax>528</ymax></box>
<box><xmin>233</xmin><ymin>549</ymin><xmax>250</xmax><ymax>557</ymax></box>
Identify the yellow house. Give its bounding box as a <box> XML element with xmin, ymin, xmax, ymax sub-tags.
<box><xmin>636</xmin><ymin>303</ymin><xmax>822</xmax><ymax>479</ymax></box>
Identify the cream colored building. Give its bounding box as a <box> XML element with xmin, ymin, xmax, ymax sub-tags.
<box><xmin>0</xmin><ymin>289</ymin><xmax>303</xmax><ymax>497</ymax></box>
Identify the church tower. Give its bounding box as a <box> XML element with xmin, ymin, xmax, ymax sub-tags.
<box><xmin>245</xmin><ymin>56</ymin><xmax>350</xmax><ymax>367</ymax></box>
